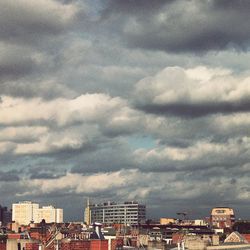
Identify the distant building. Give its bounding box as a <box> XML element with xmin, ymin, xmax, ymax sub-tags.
<box><xmin>35</xmin><ymin>206</ymin><xmax>63</xmax><ymax>223</ymax></box>
<box><xmin>12</xmin><ymin>201</ymin><xmax>39</xmax><ymax>225</ymax></box>
<box><xmin>160</xmin><ymin>218</ymin><xmax>176</xmax><ymax>225</ymax></box>
<box><xmin>0</xmin><ymin>205</ymin><xmax>12</xmax><ymax>225</ymax></box>
<box><xmin>12</xmin><ymin>201</ymin><xmax>63</xmax><ymax>225</ymax></box>
<box><xmin>85</xmin><ymin>201</ymin><xmax>146</xmax><ymax>225</ymax></box>
<box><xmin>84</xmin><ymin>199</ymin><xmax>91</xmax><ymax>225</ymax></box>
<box><xmin>211</xmin><ymin>207</ymin><xmax>235</xmax><ymax>229</ymax></box>
<box><xmin>193</xmin><ymin>219</ymin><xmax>207</xmax><ymax>226</ymax></box>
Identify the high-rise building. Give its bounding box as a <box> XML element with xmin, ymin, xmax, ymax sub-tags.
<box><xmin>35</xmin><ymin>206</ymin><xmax>63</xmax><ymax>223</ymax></box>
<box><xmin>85</xmin><ymin>201</ymin><xmax>146</xmax><ymax>225</ymax></box>
<box><xmin>12</xmin><ymin>201</ymin><xmax>63</xmax><ymax>225</ymax></box>
<box><xmin>12</xmin><ymin>201</ymin><xmax>39</xmax><ymax>225</ymax></box>
<box><xmin>211</xmin><ymin>207</ymin><xmax>235</xmax><ymax>229</ymax></box>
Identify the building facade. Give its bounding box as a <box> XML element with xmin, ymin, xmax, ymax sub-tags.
<box><xmin>12</xmin><ymin>201</ymin><xmax>39</xmax><ymax>225</ymax></box>
<box><xmin>85</xmin><ymin>201</ymin><xmax>146</xmax><ymax>225</ymax></box>
<box><xmin>211</xmin><ymin>207</ymin><xmax>235</xmax><ymax>229</ymax></box>
<box><xmin>0</xmin><ymin>205</ymin><xmax>12</xmax><ymax>226</ymax></box>
<box><xmin>35</xmin><ymin>206</ymin><xmax>63</xmax><ymax>223</ymax></box>
<box><xmin>12</xmin><ymin>201</ymin><xmax>63</xmax><ymax>225</ymax></box>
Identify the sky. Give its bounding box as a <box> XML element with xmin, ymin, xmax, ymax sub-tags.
<box><xmin>1</xmin><ymin>0</ymin><xmax>250</xmax><ymax>221</ymax></box>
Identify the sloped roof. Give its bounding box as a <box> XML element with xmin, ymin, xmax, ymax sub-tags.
<box><xmin>224</xmin><ymin>231</ymin><xmax>248</xmax><ymax>243</ymax></box>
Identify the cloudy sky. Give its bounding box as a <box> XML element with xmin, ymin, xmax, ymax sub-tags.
<box><xmin>1</xmin><ymin>0</ymin><xmax>250</xmax><ymax>221</ymax></box>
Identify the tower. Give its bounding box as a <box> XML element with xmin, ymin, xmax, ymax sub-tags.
<box><xmin>84</xmin><ymin>198</ymin><xmax>91</xmax><ymax>225</ymax></box>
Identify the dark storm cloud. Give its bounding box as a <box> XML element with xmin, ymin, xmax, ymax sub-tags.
<box><xmin>137</xmin><ymin>101</ymin><xmax>250</xmax><ymax>118</ymax></box>
<box><xmin>102</xmin><ymin>0</ymin><xmax>250</xmax><ymax>52</ymax></box>
<box><xmin>0</xmin><ymin>170</ymin><xmax>20</xmax><ymax>182</ymax></box>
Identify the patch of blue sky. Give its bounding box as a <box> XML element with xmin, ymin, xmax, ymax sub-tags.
<box><xmin>127</xmin><ymin>136</ymin><xmax>156</xmax><ymax>150</ymax></box>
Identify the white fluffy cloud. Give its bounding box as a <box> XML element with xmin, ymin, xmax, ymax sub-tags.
<box><xmin>0</xmin><ymin>94</ymin><xmax>124</xmax><ymax>127</ymax></box>
<box><xmin>0</xmin><ymin>94</ymin><xmax>145</xmax><ymax>155</ymax></box>
<box><xmin>135</xmin><ymin>66</ymin><xmax>250</xmax><ymax>115</ymax></box>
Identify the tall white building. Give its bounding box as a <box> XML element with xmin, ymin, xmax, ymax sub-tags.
<box><xmin>35</xmin><ymin>206</ymin><xmax>63</xmax><ymax>223</ymax></box>
<box><xmin>12</xmin><ymin>201</ymin><xmax>39</xmax><ymax>225</ymax></box>
<box><xmin>55</xmin><ymin>208</ymin><xmax>63</xmax><ymax>223</ymax></box>
<box><xmin>12</xmin><ymin>202</ymin><xmax>63</xmax><ymax>225</ymax></box>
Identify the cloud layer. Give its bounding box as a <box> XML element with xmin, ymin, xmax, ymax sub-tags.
<box><xmin>1</xmin><ymin>0</ymin><xmax>250</xmax><ymax>221</ymax></box>
<box><xmin>135</xmin><ymin>66</ymin><xmax>250</xmax><ymax>117</ymax></box>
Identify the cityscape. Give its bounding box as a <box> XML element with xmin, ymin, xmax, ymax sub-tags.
<box><xmin>1</xmin><ymin>0</ymin><xmax>250</xmax><ymax>250</ymax></box>
<box><xmin>0</xmin><ymin>200</ymin><xmax>250</xmax><ymax>249</ymax></box>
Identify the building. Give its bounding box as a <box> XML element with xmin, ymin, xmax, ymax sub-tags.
<box><xmin>160</xmin><ymin>218</ymin><xmax>176</xmax><ymax>225</ymax></box>
<box><xmin>35</xmin><ymin>205</ymin><xmax>63</xmax><ymax>223</ymax></box>
<box><xmin>84</xmin><ymin>198</ymin><xmax>91</xmax><ymax>225</ymax></box>
<box><xmin>0</xmin><ymin>205</ymin><xmax>12</xmax><ymax>225</ymax></box>
<box><xmin>12</xmin><ymin>201</ymin><xmax>39</xmax><ymax>225</ymax></box>
<box><xmin>12</xmin><ymin>201</ymin><xmax>63</xmax><ymax>225</ymax></box>
<box><xmin>211</xmin><ymin>207</ymin><xmax>235</xmax><ymax>229</ymax></box>
<box><xmin>85</xmin><ymin>201</ymin><xmax>146</xmax><ymax>225</ymax></box>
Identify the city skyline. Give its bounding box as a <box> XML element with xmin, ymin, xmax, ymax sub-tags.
<box><xmin>1</xmin><ymin>0</ymin><xmax>250</xmax><ymax>221</ymax></box>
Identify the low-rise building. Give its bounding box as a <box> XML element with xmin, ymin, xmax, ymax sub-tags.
<box><xmin>160</xmin><ymin>218</ymin><xmax>176</xmax><ymax>225</ymax></box>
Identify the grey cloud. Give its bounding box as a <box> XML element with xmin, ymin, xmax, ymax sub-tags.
<box><xmin>146</xmin><ymin>113</ymin><xmax>250</xmax><ymax>148</ymax></box>
<box><xmin>0</xmin><ymin>0</ymin><xmax>80</xmax><ymax>98</ymax></box>
<box><xmin>103</xmin><ymin>0</ymin><xmax>250</xmax><ymax>52</ymax></box>
<box><xmin>102</xmin><ymin>0</ymin><xmax>173</xmax><ymax>15</ymax></box>
<box><xmin>70</xmin><ymin>140</ymin><xmax>136</xmax><ymax>173</ymax></box>
<box><xmin>0</xmin><ymin>170</ymin><xmax>20</xmax><ymax>182</ymax></box>
<box><xmin>0</xmin><ymin>59</ymin><xmax>35</xmax><ymax>81</ymax></box>
<box><xmin>0</xmin><ymin>80</ymin><xmax>77</xmax><ymax>99</ymax></box>
<box><xmin>30</xmin><ymin>172</ymin><xmax>66</xmax><ymax>180</ymax></box>
<box><xmin>138</xmin><ymin>101</ymin><xmax>250</xmax><ymax>118</ymax></box>
<box><xmin>0</xmin><ymin>0</ymin><xmax>77</xmax><ymax>45</ymax></box>
<box><xmin>2</xmin><ymin>0</ymin><xmax>250</xmax><ymax>222</ymax></box>
<box><xmin>212</xmin><ymin>0</ymin><xmax>250</xmax><ymax>10</ymax></box>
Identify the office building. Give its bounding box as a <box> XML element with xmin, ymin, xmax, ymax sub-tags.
<box><xmin>211</xmin><ymin>207</ymin><xmax>235</xmax><ymax>229</ymax></box>
<box><xmin>12</xmin><ymin>201</ymin><xmax>39</xmax><ymax>225</ymax></box>
<box><xmin>85</xmin><ymin>201</ymin><xmax>146</xmax><ymax>225</ymax></box>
